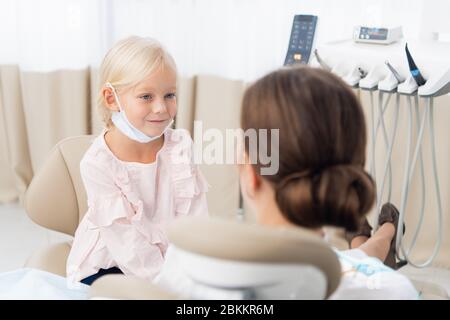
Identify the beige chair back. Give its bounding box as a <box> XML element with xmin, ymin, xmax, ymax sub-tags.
<box><xmin>168</xmin><ymin>216</ymin><xmax>342</xmax><ymax>299</ymax></box>
<box><xmin>25</xmin><ymin>135</ymin><xmax>94</xmax><ymax>236</ymax></box>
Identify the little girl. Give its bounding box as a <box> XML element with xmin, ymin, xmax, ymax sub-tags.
<box><xmin>66</xmin><ymin>36</ymin><xmax>209</xmax><ymax>285</ymax></box>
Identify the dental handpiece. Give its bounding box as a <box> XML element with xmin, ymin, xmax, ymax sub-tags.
<box><xmin>385</xmin><ymin>61</ymin><xmax>405</xmax><ymax>83</ymax></box>
<box><xmin>358</xmin><ymin>67</ymin><xmax>367</xmax><ymax>79</ymax></box>
<box><xmin>405</xmin><ymin>43</ymin><xmax>427</xmax><ymax>86</ymax></box>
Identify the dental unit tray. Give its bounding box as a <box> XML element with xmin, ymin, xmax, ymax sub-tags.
<box><xmin>314</xmin><ymin>39</ymin><xmax>450</xmax><ymax>96</ymax></box>
<box><xmin>312</xmin><ymin>37</ymin><xmax>449</xmax><ymax>269</ymax></box>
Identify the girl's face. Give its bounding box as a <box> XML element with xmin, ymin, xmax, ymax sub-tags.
<box><xmin>112</xmin><ymin>65</ymin><xmax>177</xmax><ymax>138</ymax></box>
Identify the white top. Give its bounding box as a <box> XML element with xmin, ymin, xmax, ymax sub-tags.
<box><xmin>329</xmin><ymin>249</ymin><xmax>419</xmax><ymax>300</ymax></box>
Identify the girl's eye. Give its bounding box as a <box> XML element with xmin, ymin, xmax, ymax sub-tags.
<box><xmin>141</xmin><ymin>94</ymin><xmax>153</xmax><ymax>101</ymax></box>
<box><xmin>165</xmin><ymin>93</ymin><xmax>177</xmax><ymax>99</ymax></box>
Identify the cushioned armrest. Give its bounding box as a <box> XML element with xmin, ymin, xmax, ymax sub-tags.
<box><xmin>24</xmin><ymin>242</ymin><xmax>72</xmax><ymax>277</ymax></box>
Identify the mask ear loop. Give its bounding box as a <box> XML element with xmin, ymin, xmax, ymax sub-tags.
<box><xmin>105</xmin><ymin>82</ymin><xmax>123</xmax><ymax>112</ymax></box>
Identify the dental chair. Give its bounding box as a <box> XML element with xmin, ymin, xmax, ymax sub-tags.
<box><xmin>90</xmin><ymin>217</ymin><xmax>450</xmax><ymax>300</ymax></box>
<box><xmin>23</xmin><ymin>135</ymin><xmax>449</xmax><ymax>300</ymax></box>
<box><xmin>24</xmin><ymin>135</ymin><xmax>93</xmax><ymax>277</ymax></box>
<box><xmin>90</xmin><ymin>218</ymin><xmax>449</xmax><ymax>300</ymax></box>
<box><xmin>91</xmin><ymin>216</ymin><xmax>343</xmax><ymax>300</ymax></box>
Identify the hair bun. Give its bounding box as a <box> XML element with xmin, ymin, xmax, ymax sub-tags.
<box><xmin>275</xmin><ymin>165</ymin><xmax>375</xmax><ymax>231</ymax></box>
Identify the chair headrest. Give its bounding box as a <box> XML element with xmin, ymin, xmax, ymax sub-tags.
<box><xmin>168</xmin><ymin>217</ymin><xmax>342</xmax><ymax>298</ymax></box>
<box><xmin>25</xmin><ymin>135</ymin><xmax>93</xmax><ymax>235</ymax></box>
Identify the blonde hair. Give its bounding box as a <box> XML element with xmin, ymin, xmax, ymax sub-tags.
<box><xmin>97</xmin><ymin>36</ymin><xmax>177</xmax><ymax>128</ymax></box>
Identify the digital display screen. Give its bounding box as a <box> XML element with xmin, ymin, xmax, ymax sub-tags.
<box><xmin>360</xmin><ymin>27</ymin><xmax>388</xmax><ymax>40</ymax></box>
<box><xmin>366</xmin><ymin>28</ymin><xmax>388</xmax><ymax>36</ymax></box>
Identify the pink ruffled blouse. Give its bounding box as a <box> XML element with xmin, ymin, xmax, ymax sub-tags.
<box><xmin>66</xmin><ymin>128</ymin><xmax>209</xmax><ymax>283</ymax></box>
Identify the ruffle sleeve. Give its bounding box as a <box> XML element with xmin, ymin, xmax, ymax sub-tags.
<box><xmin>164</xmin><ymin>129</ymin><xmax>210</xmax><ymax>216</ymax></box>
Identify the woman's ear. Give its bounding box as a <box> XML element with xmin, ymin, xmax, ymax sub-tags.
<box><xmin>239</xmin><ymin>161</ymin><xmax>262</xmax><ymax>200</ymax></box>
<box><xmin>102</xmin><ymin>86</ymin><xmax>119</xmax><ymax>112</ymax></box>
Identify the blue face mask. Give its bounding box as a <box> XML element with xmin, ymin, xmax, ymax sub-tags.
<box><xmin>106</xmin><ymin>82</ymin><xmax>174</xmax><ymax>143</ymax></box>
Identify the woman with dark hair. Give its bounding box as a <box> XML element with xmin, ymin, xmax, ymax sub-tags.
<box><xmin>237</xmin><ymin>66</ymin><xmax>417</xmax><ymax>299</ymax></box>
